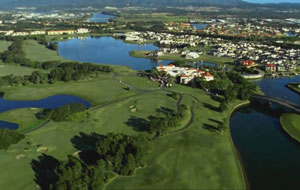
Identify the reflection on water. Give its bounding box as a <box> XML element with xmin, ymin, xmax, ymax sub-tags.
<box><xmin>231</xmin><ymin>76</ymin><xmax>300</xmax><ymax>189</ymax></box>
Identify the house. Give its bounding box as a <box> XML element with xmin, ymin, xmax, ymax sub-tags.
<box><xmin>241</xmin><ymin>60</ymin><xmax>256</xmax><ymax>68</ymax></box>
<box><xmin>186</xmin><ymin>52</ymin><xmax>199</xmax><ymax>59</ymax></box>
<box><xmin>265</xmin><ymin>64</ymin><xmax>276</xmax><ymax>72</ymax></box>
<box><xmin>29</xmin><ymin>31</ymin><xmax>46</xmax><ymax>35</ymax></box>
<box><xmin>203</xmin><ymin>72</ymin><xmax>214</xmax><ymax>81</ymax></box>
<box><xmin>180</xmin><ymin>75</ymin><xmax>194</xmax><ymax>84</ymax></box>
<box><xmin>47</xmin><ymin>30</ymin><xmax>75</xmax><ymax>35</ymax></box>
<box><xmin>12</xmin><ymin>32</ymin><xmax>29</xmax><ymax>36</ymax></box>
<box><xmin>76</xmin><ymin>28</ymin><xmax>89</xmax><ymax>34</ymax></box>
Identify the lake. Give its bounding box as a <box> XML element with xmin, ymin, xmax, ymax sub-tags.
<box><xmin>88</xmin><ymin>13</ymin><xmax>115</xmax><ymax>23</ymax></box>
<box><xmin>58</xmin><ymin>36</ymin><xmax>173</xmax><ymax>70</ymax></box>
<box><xmin>0</xmin><ymin>95</ymin><xmax>91</xmax><ymax>130</ymax></box>
<box><xmin>58</xmin><ymin>36</ymin><xmax>216</xmax><ymax>70</ymax></box>
<box><xmin>230</xmin><ymin>75</ymin><xmax>300</xmax><ymax>189</ymax></box>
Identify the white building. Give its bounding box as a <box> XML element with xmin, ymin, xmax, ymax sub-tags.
<box><xmin>157</xmin><ymin>65</ymin><xmax>214</xmax><ymax>84</ymax></box>
<box><xmin>186</xmin><ymin>52</ymin><xmax>199</xmax><ymax>59</ymax></box>
<box><xmin>76</xmin><ymin>28</ymin><xmax>89</xmax><ymax>34</ymax></box>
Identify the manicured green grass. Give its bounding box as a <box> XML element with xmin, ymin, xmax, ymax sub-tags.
<box><xmin>1</xmin><ymin>75</ymin><xmax>138</xmax><ymax>106</ymax></box>
<box><xmin>23</xmin><ymin>40</ymin><xmax>68</xmax><ymax>62</ymax></box>
<box><xmin>0</xmin><ymin>90</ymin><xmax>178</xmax><ymax>190</ymax></box>
<box><xmin>107</xmin><ymin>92</ymin><xmax>245</xmax><ymax>190</ymax></box>
<box><xmin>280</xmin><ymin>113</ymin><xmax>300</xmax><ymax>143</ymax></box>
<box><xmin>0</xmin><ymin>63</ymin><xmax>39</xmax><ymax>76</ymax></box>
<box><xmin>0</xmin><ymin>65</ymin><xmax>245</xmax><ymax>189</ymax></box>
<box><xmin>0</xmin><ymin>40</ymin><xmax>11</xmax><ymax>52</ymax></box>
<box><xmin>0</xmin><ymin>108</ymin><xmax>44</xmax><ymax>133</ymax></box>
<box><xmin>130</xmin><ymin>50</ymin><xmax>234</xmax><ymax>65</ymax></box>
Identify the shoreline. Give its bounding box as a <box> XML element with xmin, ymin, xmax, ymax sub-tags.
<box><xmin>280</xmin><ymin>114</ymin><xmax>300</xmax><ymax>143</ymax></box>
<box><xmin>286</xmin><ymin>83</ymin><xmax>300</xmax><ymax>96</ymax></box>
<box><xmin>227</xmin><ymin>101</ymin><xmax>251</xmax><ymax>190</ymax></box>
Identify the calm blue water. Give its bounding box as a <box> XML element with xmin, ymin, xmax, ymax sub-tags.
<box><xmin>58</xmin><ymin>36</ymin><xmax>172</xmax><ymax>70</ymax></box>
<box><xmin>192</xmin><ymin>23</ymin><xmax>209</xmax><ymax>30</ymax></box>
<box><xmin>286</xmin><ymin>32</ymin><xmax>298</xmax><ymax>37</ymax></box>
<box><xmin>252</xmin><ymin>76</ymin><xmax>300</xmax><ymax>105</ymax></box>
<box><xmin>0</xmin><ymin>95</ymin><xmax>91</xmax><ymax>130</ymax></box>
<box><xmin>231</xmin><ymin>105</ymin><xmax>300</xmax><ymax>189</ymax></box>
<box><xmin>244</xmin><ymin>0</ymin><xmax>299</xmax><ymax>3</ymax></box>
<box><xmin>231</xmin><ymin>76</ymin><xmax>300</xmax><ymax>188</ymax></box>
<box><xmin>88</xmin><ymin>13</ymin><xmax>115</xmax><ymax>23</ymax></box>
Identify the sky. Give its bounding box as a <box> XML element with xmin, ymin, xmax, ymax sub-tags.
<box><xmin>244</xmin><ymin>0</ymin><xmax>299</xmax><ymax>3</ymax></box>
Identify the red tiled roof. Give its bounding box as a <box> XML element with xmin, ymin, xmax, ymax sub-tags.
<box><xmin>204</xmin><ymin>72</ymin><xmax>212</xmax><ymax>77</ymax></box>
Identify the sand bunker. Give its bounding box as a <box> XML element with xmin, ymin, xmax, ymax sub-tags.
<box><xmin>16</xmin><ymin>154</ymin><xmax>26</xmax><ymax>160</ymax></box>
<box><xmin>37</xmin><ymin>147</ymin><xmax>48</xmax><ymax>153</ymax></box>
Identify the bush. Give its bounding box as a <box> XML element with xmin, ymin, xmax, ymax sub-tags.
<box><xmin>0</xmin><ymin>129</ymin><xmax>25</xmax><ymax>150</ymax></box>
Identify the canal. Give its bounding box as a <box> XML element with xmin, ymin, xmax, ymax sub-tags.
<box><xmin>230</xmin><ymin>76</ymin><xmax>300</xmax><ymax>189</ymax></box>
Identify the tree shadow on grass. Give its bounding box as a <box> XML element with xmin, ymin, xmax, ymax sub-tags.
<box><xmin>125</xmin><ymin>116</ymin><xmax>149</xmax><ymax>132</ymax></box>
<box><xmin>31</xmin><ymin>154</ymin><xmax>60</xmax><ymax>190</ymax></box>
<box><xmin>208</xmin><ymin>118</ymin><xmax>223</xmax><ymax>125</ymax></box>
<box><xmin>156</xmin><ymin>106</ymin><xmax>175</xmax><ymax>115</ymax></box>
<box><xmin>203</xmin><ymin>123</ymin><xmax>220</xmax><ymax>132</ymax></box>
<box><xmin>71</xmin><ymin>132</ymin><xmax>104</xmax><ymax>165</ymax></box>
<box><xmin>203</xmin><ymin>103</ymin><xmax>219</xmax><ymax>112</ymax></box>
<box><xmin>71</xmin><ymin>132</ymin><xmax>105</xmax><ymax>152</ymax></box>
<box><xmin>210</xmin><ymin>94</ymin><xmax>224</xmax><ymax>103</ymax></box>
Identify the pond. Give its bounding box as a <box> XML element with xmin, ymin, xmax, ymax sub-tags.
<box><xmin>192</xmin><ymin>23</ymin><xmax>209</xmax><ymax>30</ymax></box>
<box><xmin>0</xmin><ymin>95</ymin><xmax>91</xmax><ymax>130</ymax></box>
<box><xmin>88</xmin><ymin>13</ymin><xmax>115</xmax><ymax>23</ymax></box>
<box><xmin>230</xmin><ymin>76</ymin><xmax>300</xmax><ymax>189</ymax></box>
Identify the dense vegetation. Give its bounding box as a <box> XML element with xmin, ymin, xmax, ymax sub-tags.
<box><xmin>0</xmin><ymin>38</ymin><xmax>112</xmax><ymax>87</ymax></box>
<box><xmin>32</xmin><ymin>133</ymin><xmax>152</xmax><ymax>190</ymax></box>
<box><xmin>148</xmin><ymin>104</ymin><xmax>188</xmax><ymax>136</ymax></box>
<box><xmin>0</xmin><ymin>129</ymin><xmax>25</xmax><ymax>150</ymax></box>
<box><xmin>36</xmin><ymin>103</ymin><xmax>88</xmax><ymax>122</ymax></box>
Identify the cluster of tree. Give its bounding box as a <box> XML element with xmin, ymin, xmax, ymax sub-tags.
<box><xmin>0</xmin><ymin>129</ymin><xmax>25</xmax><ymax>150</ymax></box>
<box><xmin>0</xmin><ymin>41</ymin><xmax>112</xmax><ymax>87</ymax></box>
<box><xmin>47</xmin><ymin>42</ymin><xmax>58</xmax><ymax>51</ymax></box>
<box><xmin>0</xmin><ymin>62</ymin><xmax>111</xmax><ymax>87</ymax></box>
<box><xmin>36</xmin><ymin>103</ymin><xmax>87</xmax><ymax>122</ymax></box>
<box><xmin>148</xmin><ymin>104</ymin><xmax>188</xmax><ymax>136</ymax></box>
<box><xmin>33</xmin><ymin>133</ymin><xmax>152</xmax><ymax>190</ymax></box>
<box><xmin>168</xmin><ymin>92</ymin><xmax>180</xmax><ymax>100</ymax></box>
<box><xmin>0</xmin><ymin>37</ymin><xmax>31</xmax><ymax>65</ymax></box>
<box><xmin>218</xmin><ymin>72</ymin><xmax>256</xmax><ymax>112</ymax></box>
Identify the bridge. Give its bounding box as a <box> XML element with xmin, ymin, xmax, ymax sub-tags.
<box><xmin>250</xmin><ymin>95</ymin><xmax>300</xmax><ymax>114</ymax></box>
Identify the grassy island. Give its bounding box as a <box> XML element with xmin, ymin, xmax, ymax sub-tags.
<box><xmin>0</xmin><ymin>38</ymin><xmax>246</xmax><ymax>190</ymax></box>
<box><xmin>129</xmin><ymin>50</ymin><xmax>234</xmax><ymax>65</ymax></box>
<box><xmin>280</xmin><ymin>113</ymin><xmax>300</xmax><ymax>143</ymax></box>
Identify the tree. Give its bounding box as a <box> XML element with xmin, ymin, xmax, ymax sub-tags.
<box><xmin>219</xmin><ymin>101</ymin><xmax>229</xmax><ymax>112</ymax></box>
<box><xmin>0</xmin><ymin>129</ymin><xmax>25</xmax><ymax>150</ymax></box>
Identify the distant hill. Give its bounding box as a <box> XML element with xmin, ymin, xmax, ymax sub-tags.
<box><xmin>0</xmin><ymin>0</ymin><xmax>247</xmax><ymax>9</ymax></box>
<box><xmin>0</xmin><ymin>0</ymin><xmax>299</xmax><ymax>9</ymax></box>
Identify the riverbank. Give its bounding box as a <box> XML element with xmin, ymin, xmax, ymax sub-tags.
<box><xmin>280</xmin><ymin>113</ymin><xmax>300</xmax><ymax>143</ymax></box>
<box><xmin>286</xmin><ymin>83</ymin><xmax>300</xmax><ymax>95</ymax></box>
<box><xmin>228</xmin><ymin>101</ymin><xmax>251</xmax><ymax>189</ymax></box>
